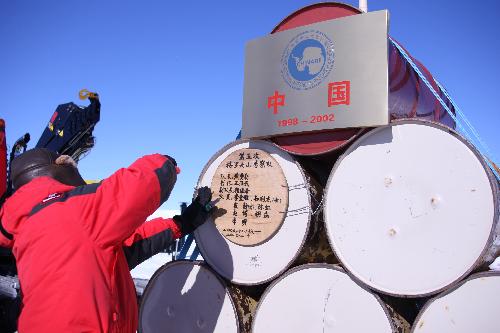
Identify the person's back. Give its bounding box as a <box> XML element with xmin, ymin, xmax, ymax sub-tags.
<box><xmin>0</xmin><ymin>148</ymin><xmax>178</xmax><ymax>332</ymax></box>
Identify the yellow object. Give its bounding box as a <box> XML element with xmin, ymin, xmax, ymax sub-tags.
<box><xmin>58</xmin><ymin>129</ymin><xmax>64</xmax><ymax>137</ymax></box>
<box><xmin>48</xmin><ymin>123</ymin><xmax>54</xmax><ymax>131</ymax></box>
<box><xmin>79</xmin><ymin>89</ymin><xmax>98</xmax><ymax>100</ymax></box>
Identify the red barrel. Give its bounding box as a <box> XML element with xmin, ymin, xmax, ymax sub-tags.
<box><xmin>270</xmin><ymin>2</ymin><xmax>455</xmax><ymax>156</ymax></box>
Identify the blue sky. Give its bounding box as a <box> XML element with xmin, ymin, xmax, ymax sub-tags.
<box><xmin>1</xmin><ymin>1</ymin><xmax>498</xmax><ymax>211</ymax></box>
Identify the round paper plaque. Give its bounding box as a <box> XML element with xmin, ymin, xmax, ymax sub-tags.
<box><xmin>210</xmin><ymin>148</ymin><xmax>289</xmax><ymax>246</ymax></box>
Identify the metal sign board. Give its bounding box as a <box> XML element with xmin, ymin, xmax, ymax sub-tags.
<box><xmin>242</xmin><ymin>10</ymin><xmax>389</xmax><ymax>139</ymax></box>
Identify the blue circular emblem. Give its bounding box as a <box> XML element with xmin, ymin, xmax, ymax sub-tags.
<box><xmin>281</xmin><ymin>30</ymin><xmax>335</xmax><ymax>90</ymax></box>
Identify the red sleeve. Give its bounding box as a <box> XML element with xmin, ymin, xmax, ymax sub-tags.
<box><xmin>123</xmin><ymin>217</ymin><xmax>182</xmax><ymax>247</ymax></box>
<box><xmin>84</xmin><ymin>154</ymin><xmax>177</xmax><ymax>247</ymax></box>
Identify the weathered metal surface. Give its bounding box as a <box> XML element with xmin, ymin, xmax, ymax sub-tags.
<box><xmin>227</xmin><ymin>284</ymin><xmax>265</xmax><ymax>333</ymax></box>
<box><xmin>379</xmin><ymin>294</ymin><xmax>428</xmax><ymax>327</ymax></box>
<box><xmin>293</xmin><ymin>212</ymin><xmax>338</xmax><ymax>266</ymax></box>
<box><xmin>289</xmin><ymin>167</ymin><xmax>338</xmax><ymax>266</ymax></box>
<box><xmin>385</xmin><ymin>303</ymin><xmax>412</xmax><ymax>333</ymax></box>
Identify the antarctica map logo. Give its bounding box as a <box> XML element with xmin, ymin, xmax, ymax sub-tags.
<box><xmin>281</xmin><ymin>30</ymin><xmax>335</xmax><ymax>90</ymax></box>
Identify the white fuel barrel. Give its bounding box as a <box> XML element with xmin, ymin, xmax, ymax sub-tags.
<box><xmin>252</xmin><ymin>264</ymin><xmax>409</xmax><ymax>333</ymax></box>
<box><xmin>138</xmin><ymin>260</ymin><xmax>239</xmax><ymax>333</ymax></box>
<box><xmin>194</xmin><ymin>139</ymin><xmax>314</xmax><ymax>285</ymax></box>
<box><xmin>324</xmin><ymin>120</ymin><xmax>499</xmax><ymax>297</ymax></box>
<box><xmin>411</xmin><ymin>271</ymin><xmax>500</xmax><ymax>332</ymax></box>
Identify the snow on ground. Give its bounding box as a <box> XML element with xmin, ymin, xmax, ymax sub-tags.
<box><xmin>146</xmin><ymin>208</ymin><xmax>180</xmax><ymax>221</ymax></box>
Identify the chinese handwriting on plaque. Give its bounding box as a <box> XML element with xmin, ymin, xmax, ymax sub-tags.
<box><xmin>267</xmin><ymin>90</ymin><xmax>286</xmax><ymax>114</ymax></box>
<box><xmin>328</xmin><ymin>81</ymin><xmax>350</xmax><ymax>107</ymax></box>
<box><xmin>212</xmin><ymin>148</ymin><xmax>288</xmax><ymax>246</ymax></box>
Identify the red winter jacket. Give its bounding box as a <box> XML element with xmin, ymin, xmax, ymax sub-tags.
<box><xmin>0</xmin><ymin>154</ymin><xmax>179</xmax><ymax>333</ymax></box>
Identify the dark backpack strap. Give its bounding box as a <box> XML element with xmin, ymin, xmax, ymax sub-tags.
<box><xmin>0</xmin><ymin>219</ymin><xmax>13</xmax><ymax>240</ymax></box>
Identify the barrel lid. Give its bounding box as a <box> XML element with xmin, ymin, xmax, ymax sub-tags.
<box><xmin>412</xmin><ymin>271</ymin><xmax>500</xmax><ymax>332</ymax></box>
<box><xmin>139</xmin><ymin>260</ymin><xmax>239</xmax><ymax>333</ymax></box>
<box><xmin>324</xmin><ymin>120</ymin><xmax>499</xmax><ymax>297</ymax></box>
<box><xmin>252</xmin><ymin>264</ymin><xmax>397</xmax><ymax>333</ymax></box>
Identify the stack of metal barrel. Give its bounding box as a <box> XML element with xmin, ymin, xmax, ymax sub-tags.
<box><xmin>138</xmin><ymin>3</ymin><xmax>500</xmax><ymax>333</ymax></box>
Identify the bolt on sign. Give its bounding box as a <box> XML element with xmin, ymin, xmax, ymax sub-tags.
<box><xmin>210</xmin><ymin>148</ymin><xmax>289</xmax><ymax>246</ymax></box>
<box><xmin>242</xmin><ymin>10</ymin><xmax>389</xmax><ymax>139</ymax></box>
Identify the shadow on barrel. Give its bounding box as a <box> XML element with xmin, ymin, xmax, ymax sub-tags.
<box><xmin>138</xmin><ymin>226</ymin><xmax>234</xmax><ymax>333</ymax></box>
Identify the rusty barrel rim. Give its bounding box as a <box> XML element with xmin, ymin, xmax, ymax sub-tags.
<box><xmin>271</xmin><ymin>2</ymin><xmax>362</xmax><ymax>33</ymax></box>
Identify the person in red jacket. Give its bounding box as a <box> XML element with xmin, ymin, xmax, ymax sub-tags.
<box><xmin>0</xmin><ymin>148</ymin><xmax>213</xmax><ymax>333</ymax></box>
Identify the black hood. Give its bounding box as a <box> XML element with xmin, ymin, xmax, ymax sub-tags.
<box><xmin>11</xmin><ymin>148</ymin><xmax>86</xmax><ymax>190</ymax></box>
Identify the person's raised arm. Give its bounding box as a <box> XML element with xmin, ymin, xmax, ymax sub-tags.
<box><xmin>85</xmin><ymin>154</ymin><xmax>177</xmax><ymax>247</ymax></box>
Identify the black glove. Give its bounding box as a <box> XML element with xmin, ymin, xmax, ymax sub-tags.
<box><xmin>173</xmin><ymin>186</ymin><xmax>216</xmax><ymax>235</ymax></box>
<box><xmin>196</xmin><ymin>186</ymin><xmax>213</xmax><ymax>210</ymax></box>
